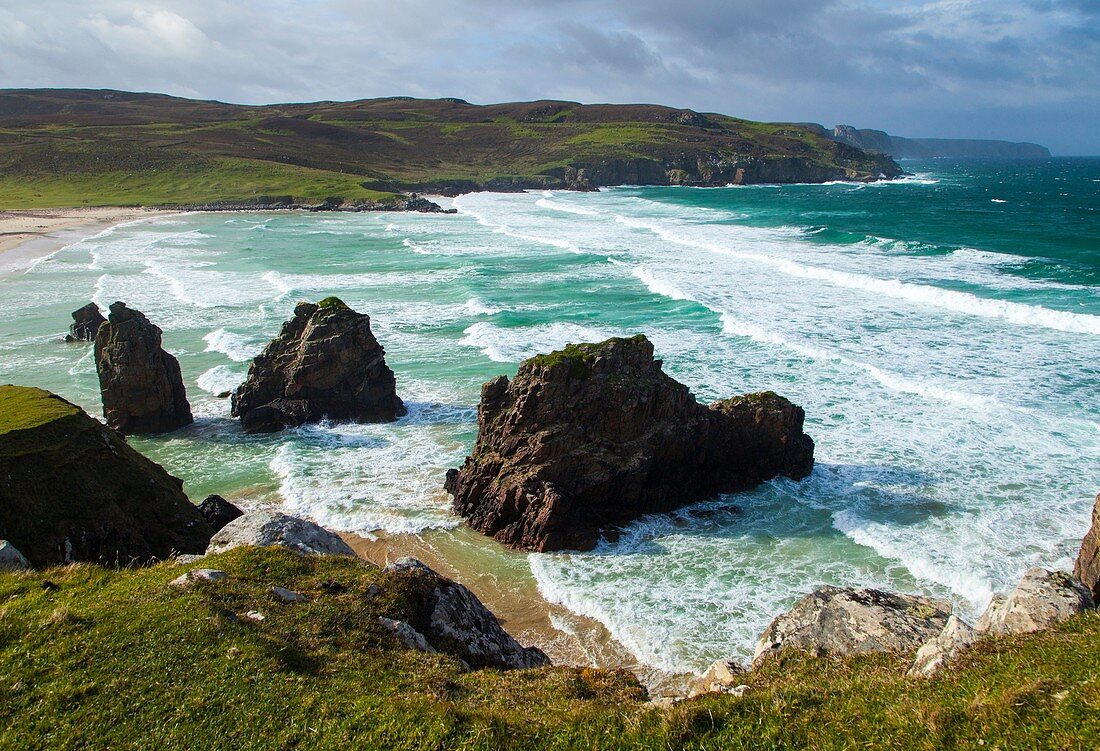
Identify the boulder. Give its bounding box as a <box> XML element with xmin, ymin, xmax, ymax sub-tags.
<box><xmin>170</xmin><ymin>568</ymin><xmax>228</xmax><ymax>586</ymax></box>
<box><xmin>908</xmin><ymin>614</ymin><xmax>978</xmax><ymax>678</ymax></box>
<box><xmin>206</xmin><ymin>511</ymin><xmax>357</xmax><ymax>558</ymax></box>
<box><xmin>379</xmin><ymin>617</ymin><xmax>437</xmax><ymax>653</ymax></box>
<box><xmin>687</xmin><ymin>658</ymin><xmax>747</xmax><ymax>697</ymax></box>
<box><xmin>1073</xmin><ymin>493</ymin><xmax>1100</xmax><ymax>602</ymax></box>
<box><xmin>231</xmin><ymin>298</ymin><xmax>406</xmax><ymax>433</ymax></box>
<box><xmin>0</xmin><ymin>540</ymin><xmax>31</xmax><ymax>571</ymax></box>
<box><xmin>197</xmin><ymin>495</ymin><xmax>244</xmax><ymax>532</ymax></box>
<box><xmin>0</xmin><ymin>386</ymin><xmax>211</xmax><ymax>567</ymax></box>
<box><xmin>94</xmin><ymin>301</ymin><xmax>193</xmax><ymax>435</ymax></box>
<box><xmin>975</xmin><ymin>568</ymin><xmax>1093</xmax><ymax>636</ymax></box>
<box><xmin>64</xmin><ymin>302</ymin><xmax>106</xmax><ymax>342</ymax></box>
<box><xmin>445</xmin><ymin>334</ymin><xmax>814</xmax><ymax>551</ymax></box>
<box><xmin>272</xmin><ymin>585</ymin><xmax>308</xmax><ymax>603</ymax></box>
<box><xmin>383</xmin><ymin>557</ymin><xmax>549</xmax><ymax>670</ymax></box>
<box><xmin>753</xmin><ymin>586</ymin><xmax>951</xmax><ymax>667</ymax></box>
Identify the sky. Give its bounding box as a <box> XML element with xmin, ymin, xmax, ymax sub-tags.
<box><xmin>0</xmin><ymin>0</ymin><xmax>1097</xmax><ymax>154</ymax></box>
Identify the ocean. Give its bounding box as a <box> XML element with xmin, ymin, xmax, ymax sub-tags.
<box><xmin>2</xmin><ymin>158</ymin><xmax>1097</xmax><ymax>681</ymax></box>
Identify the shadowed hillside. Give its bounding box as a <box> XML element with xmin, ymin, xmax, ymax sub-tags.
<box><xmin>0</xmin><ymin>89</ymin><xmax>901</xmax><ymax>209</ymax></box>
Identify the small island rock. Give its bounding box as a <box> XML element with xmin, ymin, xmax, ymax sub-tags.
<box><xmin>232</xmin><ymin>298</ymin><xmax>406</xmax><ymax>433</ymax></box>
<box><xmin>65</xmin><ymin>302</ymin><xmax>106</xmax><ymax>342</ymax></box>
<box><xmin>445</xmin><ymin>334</ymin><xmax>814</xmax><ymax>552</ymax></box>
<box><xmin>94</xmin><ymin>301</ymin><xmax>193</xmax><ymax>435</ymax></box>
<box><xmin>753</xmin><ymin>586</ymin><xmax>951</xmax><ymax>667</ymax></box>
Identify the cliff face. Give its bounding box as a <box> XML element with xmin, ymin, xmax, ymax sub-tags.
<box><xmin>94</xmin><ymin>302</ymin><xmax>193</xmax><ymax>435</ymax></box>
<box><xmin>232</xmin><ymin>298</ymin><xmax>406</xmax><ymax>433</ymax></box>
<box><xmin>828</xmin><ymin>124</ymin><xmax>1051</xmax><ymax>159</ymax></box>
<box><xmin>0</xmin><ymin>386</ymin><xmax>211</xmax><ymax>567</ymax></box>
<box><xmin>445</xmin><ymin>335</ymin><xmax>814</xmax><ymax>552</ymax></box>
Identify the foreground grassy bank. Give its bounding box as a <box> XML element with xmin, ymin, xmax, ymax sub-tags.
<box><xmin>1</xmin><ymin>547</ymin><xmax>1097</xmax><ymax>750</ymax></box>
<box><xmin>0</xmin><ymin>89</ymin><xmax>900</xmax><ymax>209</ymax></box>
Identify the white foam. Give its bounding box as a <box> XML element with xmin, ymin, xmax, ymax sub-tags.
<box><xmin>459</xmin><ymin>321</ymin><xmax>619</xmax><ymax>363</ymax></box>
<box><xmin>631</xmin><ymin>266</ymin><xmax>690</xmax><ymax>301</ymax></box>
<box><xmin>463</xmin><ymin>297</ymin><xmax>504</xmax><ymax>316</ymax></box>
<box><xmin>535</xmin><ymin>197</ymin><xmax>601</xmax><ymax>216</ymax></box>
<box><xmin>203</xmin><ymin>328</ymin><xmax>263</xmax><ymax>363</ymax></box>
<box><xmin>196</xmin><ymin>365</ymin><xmax>246</xmax><ymax>394</ymax></box>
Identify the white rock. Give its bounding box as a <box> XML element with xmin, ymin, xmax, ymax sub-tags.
<box><xmin>0</xmin><ymin>540</ymin><xmax>31</xmax><ymax>571</ymax></box>
<box><xmin>245</xmin><ymin>610</ymin><xmax>265</xmax><ymax>622</ymax></box>
<box><xmin>207</xmin><ymin>511</ymin><xmax>357</xmax><ymax>558</ymax></box>
<box><xmin>687</xmin><ymin>658</ymin><xmax>747</xmax><ymax>697</ymax></box>
<box><xmin>908</xmin><ymin>615</ymin><xmax>978</xmax><ymax>677</ymax></box>
<box><xmin>272</xmin><ymin>586</ymin><xmax>307</xmax><ymax>603</ymax></box>
<box><xmin>384</xmin><ymin>557</ymin><xmax>432</xmax><ymax>574</ymax></box>
<box><xmin>170</xmin><ymin>568</ymin><xmax>228</xmax><ymax>587</ymax></box>
<box><xmin>379</xmin><ymin>616</ymin><xmax>436</xmax><ymax>653</ymax></box>
<box><xmin>975</xmin><ymin>568</ymin><xmax>1093</xmax><ymax>636</ymax></box>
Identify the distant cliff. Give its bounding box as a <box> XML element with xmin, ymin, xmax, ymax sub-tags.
<box><xmin>798</xmin><ymin>123</ymin><xmax>1050</xmax><ymax>159</ymax></box>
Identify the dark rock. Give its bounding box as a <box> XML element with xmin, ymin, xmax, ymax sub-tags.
<box><xmin>0</xmin><ymin>386</ymin><xmax>212</xmax><ymax>568</ymax></box>
<box><xmin>382</xmin><ymin>557</ymin><xmax>550</xmax><ymax>669</ymax></box>
<box><xmin>64</xmin><ymin>303</ymin><xmax>106</xmax><ymax>342</ymax></box>
<box><xmin>753</xmin><ymin>586</ymin><xmax>951</xmax><ymax>666</ymax></box>
<box><xmin>1073</xmin><ymin>494</ymin><xmax>1100</xmax><ymax>601</ymax></box>
<box><xmin>197</xmin><ymin>495</ymin><xmax>244</xmax><ymax>532</ymax></box>
<box><xmin>445</xmin><ymin>334</ymin><xmax>814</xmax><ymax>552</ymax></box>
<box><xmin>232</xmin><ymin>298</ymin><xmax>406</xmax><ymax>433</ymax></box>
<box><xmin>94</xmin><ymin>301</ymin><xmax>193</xmax><ymax>435</ymax></box>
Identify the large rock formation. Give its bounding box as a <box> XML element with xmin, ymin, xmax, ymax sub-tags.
<box><xmin>64</xmin><ymin>302</ymin><xmax>106</xmax><ymax>342</ymax></box>
<box><xmin>231</xmin><ymin>298</ymin><xmax>406</xmax><ymax>433</ymax></box>
<box><xmin>445</xmin><ymin>335</ymin><xmax>814</xmax><ymax>552</ymax></box>
<box><xmin>0</xmin><ymin>386</ymin><xmax>211</xmax><ymax>567</ymax></box>
<box><xmin>975</xmin><ymin>568</ymin><xmax>1093</xmax><ymax>636</ymax></box>
<box><xmin>381</xmin><ymin>557</ymin><xmax>550</xmax><ymax>670</ymax></box>
<box><xmin>94</xmin><ymin>301</ymin><xmax>193</xmax><ymax>435</ymax></box>
<box><xmin>206</xmin><ymin>510</ymin><xmax>357</xmax><ymax>557</ymax></box>
<box><xmin>1074</xmin><ymin>494</ymin><xmax>1100</xmax><ymax>601</ymax></box>
<box><xmin>752</xmin><ymin>586</ymin><xmax>951</xmax><ymax>667</ymax></box>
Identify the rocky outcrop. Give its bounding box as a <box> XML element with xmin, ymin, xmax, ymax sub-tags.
<box><xmin>908</xmin><ymin>615</ymin><xmax>978</xmax><ymax>677</ymax></box>
<box><xmin>687</xmin><ymin>659</ymin><xmax>749</xmax><ymax>697</ymax></box>
<box><xmin>94</xmin><ymin>301</ymin><xmax>193</xmax><ymax>435</ymax></box>
<box><xmin>0</xmin><ymin>540</ymin><xmax>31</xmax><ymax>571</ymax></box>
<box><xmin>0</xmin><ymin>386</ymin><xmax>211</xmax><ymax>567</ymax></box>
<box><xmin>975</xmin><ymin>568</ymin><xmax>1093</xmax><ymax>636</ymax></box>
<box><xmin>753</xmin><ymin>586</ymin><xmax>951</xmax><ymax>667</ymax></box>
<box><xmin>381</xmin><ymin>556</ymin><xmax>550</xmax><ymax>670</ymax></box>
<box><xmin>445</xmin><ymin>335</ymin><xmax>814</xmax><ymax>552</ymax></box>
<box><xmin>206</xmin><ymin>510</ymin><xmax>357</xmax><ymax>557</ymax></box>
<box><xmin>64</xmin><ymin>302</ymin><xmax>106</xmax><ymax>342</ymax></box>
<box><xmin>198</xmin><ymin>495</ymin><xmax>243</xmax><ymax>532</ymax></box>
<box><xmin>232</xmin><ymin>298</ymin><xmax>406</xmax><ymax>433</ymax></box>
<box><xmin>1073</xmin><ymin>494</ymin><xmax>1100</xmax><ymax>601</ymax></box>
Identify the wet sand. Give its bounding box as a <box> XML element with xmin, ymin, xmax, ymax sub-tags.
<box><xmin>0</xmin><ymin>208</ymin><xmax>172</xmax><ymax>276</ymax></box>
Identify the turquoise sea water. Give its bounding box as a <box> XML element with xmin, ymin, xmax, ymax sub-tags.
<box><xmin>2</xmin><ymin>158</ymin><xmax>1098</xmax><ymax>676</ymax></box>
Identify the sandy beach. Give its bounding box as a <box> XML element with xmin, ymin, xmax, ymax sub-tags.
<box><xmin>0</xmin><ymin>207</ymin><xmax>173</xmax><ymax>276</ymax></box>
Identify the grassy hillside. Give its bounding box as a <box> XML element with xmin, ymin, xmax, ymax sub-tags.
<box><xmin>0</xmin><ymin>89</ymin><xmax>900</xmax><ymax>209</ymax></box>
<box><xmin>1</xmin><ymin>546</ymin><xmax>1097</xmax><ymax>750</ymax></box>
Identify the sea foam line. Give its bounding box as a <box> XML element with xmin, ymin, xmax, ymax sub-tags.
<box><xmin>615</xmin><ymin>215</ymin><xmax>1100</xmax><ymax>335</ymax></box>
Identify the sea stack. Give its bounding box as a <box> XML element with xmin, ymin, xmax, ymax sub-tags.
<box><xmin>445</xmin><ymin>334</ymin><xmax>815</xmax><ymax>552</ymax></box>
<box><xmin>232</xmin><ymin>298</ymin><xmax>406</xmax><ymax>433</ymax></box>
<box><xmin>65</xmin><ymin>302</ymin><xmax>107</xmax><ymax>342</ymax></box>
<box><xmin>94</xmin><ymin>302</ymin><xmax>193</xmax><ymax>435</ymax></box>
<box><xmin>0</xmin><ymin>386</ymin><xmax>211</xmax><ymax>567</ymax></box>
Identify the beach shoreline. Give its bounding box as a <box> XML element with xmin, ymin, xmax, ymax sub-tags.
<box><xmin>0</xmin><ymin>208</ymin><xmax>175</xmax><ymax>277</ymax></box>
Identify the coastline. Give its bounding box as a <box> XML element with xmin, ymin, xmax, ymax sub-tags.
<box><xmin>0</xmin><ymin>208</ymin><xmax>175</xmax><ymax>277</ymax></box>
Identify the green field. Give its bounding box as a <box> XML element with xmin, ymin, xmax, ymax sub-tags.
<box><xmin>1</xmin><ymin>547</ymin><xmax>1097</xmax><ymax>750</ymax></box>
<box><xmin>0</xmin><ymin>89</ymin><xmax>899</xmax><ymax>209</ymax></box>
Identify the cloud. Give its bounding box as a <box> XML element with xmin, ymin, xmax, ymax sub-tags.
<box><xmin>0</xmin><ymin>0</ymin><xmax>1096</xmax><ymax>152</ymax></box>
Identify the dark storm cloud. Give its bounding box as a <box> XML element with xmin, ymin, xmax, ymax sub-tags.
<box><xmin>0</xmin><ymin>1</ymin><xmax>1096</xmax><ymax>153</ymax></box>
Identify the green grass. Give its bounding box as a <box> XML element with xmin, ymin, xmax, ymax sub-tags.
<box><xmin>0</xmin><ymin>89</ymin><xmax>899</xmax><ymax>209</ymax></box>
<box><xmin>0</xmin><ymin>386</ymin><xmax>80</xmax><ymax>438</ymax></box>
<box><xmin>0</xmin><ymin>547</ymin><xmax>1097</xmax><ymax>749</ymax></box>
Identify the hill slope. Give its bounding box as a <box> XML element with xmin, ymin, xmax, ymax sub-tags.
<box><xmin>0</xmin><ymin>89</ymin><xmax>901</xmax><ymax>209</ymax></box>
<box><xmin>1</xmin><ymin>547</ymin><xmax>1098</xmax><ymax>750</ymax></box>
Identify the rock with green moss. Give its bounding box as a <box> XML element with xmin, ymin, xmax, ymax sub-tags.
<box><xmin>93</xmin><ymin>301</ymin><xmax>193</xmax><ymax>435</ymax></box>
<box><xmin>232</xmin><ymin>299</ymin><xmax>406</xmax><ymax>433</ymax></box>
<box><xmin>0</xmin><ymin>385</ymin><xmax>211</xmax><ymax>567</ymax></box>
<box><xmin>445</xmin><ymin>334</ymin><xmax>814</xmax><ymax>551</ymax></box>
<box><xmin>753</xmin><ymin>586</ymin><xmax>951</xmax><ymax>667</ymax></box>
